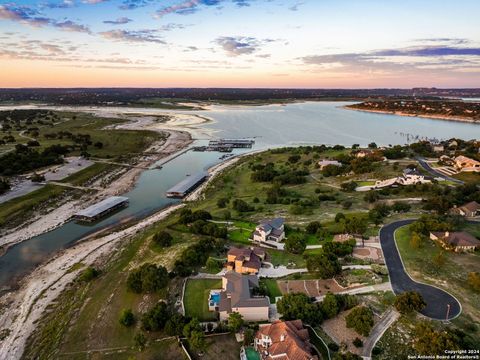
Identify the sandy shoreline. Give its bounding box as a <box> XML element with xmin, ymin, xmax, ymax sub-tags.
<box><xmin>0</xmin><ymin>143</ymin><xmax>266</xmax><ymax>360</ymax></box>
<box><xmin>345</xmin><ymin>106</ymin><xmax>480</xmax><ymax>124</ymax></box>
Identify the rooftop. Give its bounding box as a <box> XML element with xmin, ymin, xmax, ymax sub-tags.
<box><xmin>75</xmin><ymin>196</ymin><xmax>129</xmax><ymax>218</ymax></box>
<box><xmin>166</xmin><ymin>171</ymin><xmax>208</xmax><ymax>195</ymax></box>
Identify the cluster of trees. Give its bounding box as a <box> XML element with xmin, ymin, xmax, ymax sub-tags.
<box><xmin>126</xmin><ymin>263</ymin><xmax>169</xmax><ymax>293</ymax></box>
<box><xmin>0</xmin><ymin>144</ymin><xmax>67</xmax><ymax>176</ymax></box>
<box><xmin>250</xmin><ymin>162</ymin><xmax>308</xmax><ymax>186</ymax></box>
<box><xmin>173</xmin><ymin>237</ymin><xmax>223</xmax><ymax>277</ymax></box>
<box><xmin>277</xmin><ymin>292</ymin><xmax>358</xmax><ymax>325</ymax></box>
<box><xmin>153</xmin><ymin>231</ymin><xmax>173</xmax><ymax>247</ymax></box>
<box><xmin>179</xmin><ymin>209</ymin><xmax>212</xmax><ymax>224</ymax></box>
<box><xmin>368</xmin><ymin>202</ymin><xmax>411</xmax><ymax>225</ymax></box>
<box><xmin>422</xmin><ymin>183</ymin><xmax>480</xmax><ymax>215</ymax></box>
<box><xmin>191</xmin><ymin>220</ymin><xmax>228</xmax><ymax>238</ymax></box>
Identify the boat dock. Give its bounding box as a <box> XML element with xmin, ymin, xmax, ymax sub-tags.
<box><xmin>73</xmin><ymin>196</ymin><xmax>129</xmax><ymax>222</ymax></box>
<box><xmin>193</xmin><ymin>138</ymin><xmax>255</xmax><ymax>152</ymax></box>
<box><xmin>166</xmin><ymin>171</ymin><xmax>209</xmax><ymax>198</ymax></box>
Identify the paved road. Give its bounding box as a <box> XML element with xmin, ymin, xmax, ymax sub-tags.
<box><xmin>362</xmin><ymin>308</ymin><xmax>400</xmax><ymax>359</ymax></box>
<box><xmin>380</xmin><ymin>220</ymin><xmax>461</xmax><ymax>320</ymax></box>
<box><xmin>416</xmin><ymin>157</ymin><xmax>464</xmax><ymax>184</ymax></box>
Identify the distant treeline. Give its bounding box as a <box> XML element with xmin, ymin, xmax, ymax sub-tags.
<box><xmin>1</xmin><ymin>88</ymin><xmax>480</xmax><ymax>105</ymax></box>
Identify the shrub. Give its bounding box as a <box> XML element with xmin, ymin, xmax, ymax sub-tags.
<box><xmin>153</xmin><ymin>231</ymin><xmax>173</xmax><ymax>247</ymax></box>
<box><xmin>345</xmin><ymin>306</ymin><xmax>374</xmax><ymax>336</ymax></box>
<box><xmin>78</xmin><ymin>266</ymin><xmax>99</xmax><ymax>282</ymax></box>
<box><xmin>353</xmin><ymin>337</ymin><xmax>363</xmax><ymax>348</ymax></box>
<box><xmin>141</xmin><ymin>302</ymin><xmax>170</xmax><ymax>331</ymax></box>
<box><xmin>119</xmin><ymin>309</ymin><xmax>135</xmax><ymax>327</ymax></box>
<box><xmin>394</xmin><ymin>291</ymin><xmax>426</xmax><ymax>314</ymax></box>
<box><xmin>127</xmin><ymin>263</ymin><xmax>169</xmax><ymax>293</ymax></box>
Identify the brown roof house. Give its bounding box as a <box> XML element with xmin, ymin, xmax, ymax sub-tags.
<box><xmin>454</xmin><ymin>155</ymin><xmax>480</xmax><ymax>172</ymax></box>
<box><xmin>226</xmin><ymin>246</ymin><xmax>266</xmax><ymax>274</ymax></box>
<box><xmin>254</xmin><ymin>320</ymin><xmax>318</xmax><ymax>360</ymax></box>
<box><xmin>450</xmin><ymin>201</ymin><xmax>480</xmax><ymax>217</ymax></box>
<box><xmin>430</xmin><ymin>231</ymin><xmax>480</xmax><ymax>252</ymax></box>
<box><xmin>212</xmin><ymin>271</ymin><xmax>269</xmax><ymax>322</ymax></box>
<box><xmin>253</xmin><ymin>218</ymin><xmax>285</xmax><ymax>243</ymax></box>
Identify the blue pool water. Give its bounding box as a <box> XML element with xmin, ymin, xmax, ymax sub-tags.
<box><xmin>210</xmin><ymin>293</ymin><xmax>220</xmax><ymax>304</ymax></box>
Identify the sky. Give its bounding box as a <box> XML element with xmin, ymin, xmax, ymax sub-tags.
<box><xmin>0</xmin><ymin>0</ymin><xmax>479</xmax><ymax>88</ymax></box>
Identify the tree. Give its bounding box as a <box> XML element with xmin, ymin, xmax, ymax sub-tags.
<box><xmin>0</xmin><ymin>178</ymin><xmax>10</xmax><ymax>195</ymax></box>
<box><xmin>345</xmin><ymin>216</ymin><xmax>367</xmax><ymax>236</ymax></box>
<box><xmin>244</xmin><ymin>328</ymin><xmax>255</xmax><ymax>345</ymax></box>
<box><xmin>141</xmin><ymin>302</ymin><xmax>170</xmax><ymax>331</ymax></box>
<box><xmin>306</xmin><ymin>252</ymin><xmax>341</xmax><ymax>279</ymax></box>
<box><xmin>345</xmin><ymin>306</ymin><xmax>374</xmax><ymax>336</ymax></box>
<box><xmin>78</xmin><ymin>266</ymin><xmax>99</xmax><ymax>282</ymax></box>
<box><xmin>333</xmin><ymin>352</ymin><xmax>362</xmax><ymax>360</ymax></box>
<box><xmin>341</xmin><ymin>181</ymin><xmax>357</xmax><ymax>192</ymax></box>
<box><xmin>409</xmin><ymin>232</ymin><xmax>423</xmax><ymax>249</ymax></box>
<box><xmin>353</xmin><ymin>338</ymin><xmax>363</xmax><ymax>348</ymax></box>
<box><xmin>227</xmin><ymin>312</ymin><xmax>244</xmax><ymax>332</ymax></box>
<box><xmin>394</xmin><ymin>291</ymin><xmax>426</xmax><ymax>314</ymax></box>
<box><xmin>30</xmin><ymin>172</ymin><xmax>45</xmax><ymax>182</ymax></box>
<box><xmin>183</xmin><ymin>318</ymin><xmax>202</xmax><ymax>338</ymax></box>
<box><xmin>232</xmin><ymin>199</ymin><xmax>253</xmax><ymax>212</ymax></box>
<box><xmin>153</xmin><ymin>231</ymin><xmax>173</xmax><ymax>247</ymax></box>
<box><xmin>414</xmin><ymin>321</ymin><xmax>459</xmax><ymax>355</ymax></box>
<box><xmin>119</xmin><ymin>309</ymin><xmax>135</xmax><ymax>327</ymax></box>
<box><xmin>134</xmin><ymin>332</ymin><xmax>147</xmax><ymax>351</ymax></box>
<box><xmin>364</xmin><ymin>191</ymin><xmax>379</xmax><ymax>203</ymax></box>
<box><xmin>284</xmin><ymin>233</ymin><xmax>307</xmax><ymax>254</ymax></box>
<box><xmin>467</xmin><ymin>272</ymin><xmax>480</xmax><ymax>292</ymax></box>
<box><xmin>306</xmin><ymin>221</ymin><xmax>321</xmax><ymax>234</ymax></box>
<box><xmin>127</xmin><ymin>263</ymin><xmax>169</xmax><ymax>293</ymax></box>
<box><xmin>276</xmin><ymin>293</ymin><xmax>322</xmax><ymax>324</ymax></box>
<box><xmin>320</xmin><ymin>292</ymin><xmax>339</xmax><ymax>319</ymax></box>
<box><xmin>217</xmin><ymin>197</ymin><xmax>229</xmax><ymax>208</ymax></box>
<box><xmin>189</xmin><ymin>330</ymin><xmax>207</xmax><ymax>353</ymax></box>
<box><xmin>335</xmin><ymin>212</ymin><xmax>346</xmax><ymax>223</ymax></box>
<box><xmin>165</xmin><ymin>314</ymin><xmax>187</xmax><ymax>336</ymax></box>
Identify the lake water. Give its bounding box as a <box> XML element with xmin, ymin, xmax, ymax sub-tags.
<box><xmin>1</xmin><ymin>101</ymin><xmax>479</xmax><ymax>289</ymax></box>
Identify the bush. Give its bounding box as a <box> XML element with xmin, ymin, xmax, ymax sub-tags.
<box><xmin>394</xmin><ymin>291</ymin><xmax>426</xmax><ymax>314</ymax></box>
<box><xmin>284</xmin><ymin>233</ymin><xmax>307</xmax><ymax>254</ymax></box>
<box><xmin>306</xmin><ymin>252</ymin><xmax>341</xmax><ymax>279</ymax></box>
<box><xmin>153</xmin><ymin>231</ymin><xmax>173</xmax><ymax>247</ymax></box>
<box><xmin>119</xmin><ymin>309</ymin><xmax>135</xmax><ymax>327</ymax></box>
<box><xmin>134</xmin><ymin>332</ymin><xmax>147</xmax><ymax>351</ymax></box>
<box><xmin>341</xmin><ymin>181</ymin><xmax>357</xmax><ymax>192</ymax></box>
<box><xmin>232</xmin><ymin>199</ymin><xmax>254</xmax><ymax>212</ymax></box>
<box><xmin>127</xmin><ymin>263</ymin><xmax>169</xmax><ymax>293</ymax></box>
<box><xmin>306</xmin><ymin>221</ymin><xmax>321</xmax><ymax>234</ymax></box>
<box><xmin>277</xmin><ymin>293</ymin><xmax>323</xmax><ymax>324</ymax></box>
<box><xmin>468</xmin><ymin>272</ymin><xmax>480</xmax><ymax>292</ymax></box>
<box><xmin>141</xmin><ymin>302</ymin><xmax>170</xmax><ymax>331</ymax></box>
<box><xmin>353</xmin><ymin>337</ymin><xmax>363</xmax><ymax>348</ymax></box>
<box><xmin>78</xmin><ymin>266</ymin><xmax>99</xmax><ymax>282</ymax></box>
<box><xmin>345</xmin><ymin>306</ymin><xmax>374</xmax><ymax>336</ymax></box>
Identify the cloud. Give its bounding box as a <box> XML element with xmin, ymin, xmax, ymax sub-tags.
<box><xmin>214</xmin><ymin>36</ymin><xmax>275</xmax><ymax>56</ymax></box>
<box><xmin>43</xmin><ymin>0</ymin><xmax>75</xmax><ymax>9</ymax></box>
<box><xmin>103</xmin><ymin>17</ymin><xmax>132</xmax><ymax>24</ymax></box>
<box><xmin>159</xmin><ymin>22</ymin><xmax>189</xmax><ymax>31</ymax></box>
<box><xmin>82</xmin><ymin>0</ymin><xmax>109</xmax><ymax>3</ymax></box>
<box><xmin>0</xmin><ymin>4</ymin><xmax>51</xmax><ymax>27</ymax></box>
<box><xmin>54</xmin><ymin>20</ymin><xmax>91</xmax><ymax>33</ymax></box>
<box><xmin>99</xmin><ymin>29</ymin><xmax>166</xmax><ymax>44</ymax></box>
<box><xmin>289</xmin><ymin>1</ymin><xmax>304</xmax><ymax>11</ymax></box>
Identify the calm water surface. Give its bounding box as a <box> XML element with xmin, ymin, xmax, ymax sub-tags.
<box><xmin>1</xmin><ymin>102</ymin><xmax>479</xmax><ymax>289</ymax></box>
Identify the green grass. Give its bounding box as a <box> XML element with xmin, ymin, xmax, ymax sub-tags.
<box><xmin>228</xmin><ymin>228</ymin><xmax>253</xmax><ymax>244</ymax></box>
<box><xmin>307</xmin><ymin>327</ymin><xmax>331</xmax><ymax>360</ymax></box>
<box><xmin>267</xmin><ymin>249</ymin><xmax>306</xmax><ymax>268</ymax></box>
<box><xmin>452</xmin><ymin>172</ymin><xmax>480</xmax><ymax>184</ymax></box>
<box><xmin>0</xmin><ymin>184</ymin><xmax>65</xmax><ymax>227</ymax></box>
<box><xmin>184</xmin><ymin>279</ymin><xmax>222</xmax><ymax>321</ymax></box>
<box><xmin>395</xmin><ymin>224</ymin><xmax>480</xmax><ymax>324</ymax></box>
<box><xmin>61</xmin><ymin>162</ymin><xmax>116</xmax><ymax>186</ymax></box>
<box><xmin>260</xmin><ymin>278</ymin><xmax>282</xmax><ymax>303</ymax></box>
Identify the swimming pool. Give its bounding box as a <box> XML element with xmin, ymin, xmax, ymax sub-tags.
<box><xmin>210</xmin><ymin>292</ymin><xmax>220</xmax><ymax>305</ymax></box>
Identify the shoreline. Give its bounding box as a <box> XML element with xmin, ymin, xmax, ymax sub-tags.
<box><xmin>344</xmin><ymin>106</ymin><xmax>480</xmax><ymax>124</ymax></box>
<box><xmin>0</xmin><ymin>143</ymin><xmax>268</xmax><ymax>359</ymax></box>
<box><xmin>0</xmin><ymin>128</ymin><xmax>192</xmax><ymax>251</ymax></box>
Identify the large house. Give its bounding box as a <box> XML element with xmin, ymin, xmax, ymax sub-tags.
<box><xmin>454</xmin><ymin>155</ymin><xmax>480</xmax><ymax>172</ymax></box>
<box><xmin>226</xmin><ymin>246</ymin><xmax>265</xmax><ymax>274</ymax></box>
<box><xmin>430</xmin><ymin>231</ymin><xmax>480</xmax><ymax>252</ymax></box>
<box><xmin>253</xmin><ymin>218</ymin><xmax>285</xmax><ymax>243</ymax></box>
<box><xmin>318</xmin><ymin>159</ymin><xmax>342</xmax><ymax>170</ymax></box>
<box><xmin>254</xmin><ymin>320</ymin><xmax>318</xmax><ymax>360</ymax></box>
<box><xmin>374</xmin><ymin>168</ymin><xmax>431</xmax><ymax>189</ymax></box>
<box><xmin>209</xmin><ymin>271</ymin><xmax>269</xmax><ymax>322</ymax></box>
<box><xmin>450</xmin><ymin>201</ymin><xmax>480</xmax><ymax>217</ymax></box>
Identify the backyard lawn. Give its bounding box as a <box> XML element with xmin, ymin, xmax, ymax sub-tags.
<box><xmin>260</xmin><ymin>278</ymin><xmax>282</xmax><ymax>303</ymax></box>
<box><xmin>184</xmin><ymin>279</ymin><xmax>222</xmax><ymax>321</ymax></box>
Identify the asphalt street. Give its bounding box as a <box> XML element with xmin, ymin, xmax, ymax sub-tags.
<box><xmin>380</xmin><ymin>219</ymin><xmax>461</xmax><ymax>320</ymax></box>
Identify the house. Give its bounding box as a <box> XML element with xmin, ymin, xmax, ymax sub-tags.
<box><xmin>318</xmin><ymin>159</ymin><xmax>342</xmax><ymax>170</ymax></box>
<box><xmin>454</xmin><ymin>155</ymin><xmax>480</xmax><ymax>172</ymax></box>
<box><xmin>253</xmin><ymin>218</ymin><xmax>285</xmax><ymax>243</ymax></box>
<box><xmin>374</xmin><ymin>168</ymin><xmax>431</xmax><ymax>189</ymax></box>
<box><xmin>226</xmin><ymin>247</ymin><xmax>266</xmax><ymax>274</ymax></box>
<box><xmin>432</xmin><ymin>144</ymin><xmax>445</xmax><ymax>153</ymax></box>
<box><xmin>212</xmin><ymin>271</ymin><xmax>269</xmax><ymax>322</ymax></box>
<box><xmin>450</xmin><ymin>201</ymin><xmax>480</xmax><ymax>217</ymax></box>
<box><xmin>254</xmin><ymin>320</ymin><xmax>318</xmax><ymax>360</ymax></box>
<box><xmin>354</xmin><ymin>149</ymin><xmax>374</xmax><ymax>158</ymax></box>
<box><xmin>430</xmin><ymin>231</ymin><xmax>480</xmax><ymax>252</ymax></box>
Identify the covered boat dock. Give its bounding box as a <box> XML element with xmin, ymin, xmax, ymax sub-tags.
<box><xmin>74</xmin><ymin>196</ymin><xmax>129</xmax><ymax>222</ymax></box>
<box><xmin>166</xmin><ymin>172</ymin><xmax>208</xmax><ymax>198</ymax></box>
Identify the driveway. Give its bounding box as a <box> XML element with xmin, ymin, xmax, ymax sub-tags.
<box><xmin>380</xmin><ymin>220</ymin><xmax>461</xmax><ymax>320</ymax></box>
<box><xmin>416</xmin><ymin>157</ymin><xmax>464</xmax><ymax>184</ymax></box>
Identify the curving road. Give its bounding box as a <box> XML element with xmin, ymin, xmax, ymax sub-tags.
<box><xmin>416</xmin><ymin>157</ymin><xmax>464</xmax><ymax>185</ymax></box>
<box><xmin>380</xmin><ymin>219</ymin><xmax>461</xmax><ymax>320</ymax></box>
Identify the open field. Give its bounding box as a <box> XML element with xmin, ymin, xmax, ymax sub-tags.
<box><xmin>395</xmin><ymin>225</ymin><xmax>480</xmax><ymax>325</ymax></box>
<box><xmin>191</xmin><ymin>333</ymin><xmax>241</xmax><ymax>360</ymax></box>
<box><xmin>184</xmin><ymin>279</ymin><xmax>222</xmax><ymax>322</ymax></box>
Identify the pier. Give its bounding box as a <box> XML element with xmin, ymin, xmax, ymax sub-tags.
<box><xmin>193</xmin><ymin>138</ymin><xmax>255</xmax><ymax>153</ymax></box>
<box><xmin>166</xmin><ymin>171</ymin><xmax>209</xmax><ymax>198</ymax></box>
<box><xmin>73</xmin><ymin>196</ymin><xmax>129</xmax><ymax>222</ymax></box>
